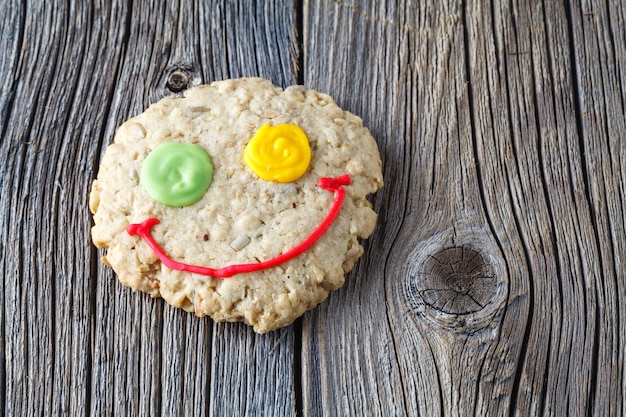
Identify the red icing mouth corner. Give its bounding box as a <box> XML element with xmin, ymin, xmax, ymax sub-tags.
<box><xmin>127</xmin><ymin>175</ymin><xmax>351</xmax><ymax>278</ymax></box>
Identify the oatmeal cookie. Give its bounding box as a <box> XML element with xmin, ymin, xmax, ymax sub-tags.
<box><xmin>90</xmin><ymin>77</ymin><xmax>383</xmax><ymax>333</ymax></box>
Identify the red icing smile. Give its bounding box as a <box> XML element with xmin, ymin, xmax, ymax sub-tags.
<box><xmin>127</xmin><ymin>175</ymin><xmax>351</xmax><ymax>278</ymax></box>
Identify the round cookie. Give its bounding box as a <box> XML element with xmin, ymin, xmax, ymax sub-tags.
<box><xmin>89</xmin><ymin>77</ymin><xmax>383</xmax><ymax>333</ymax></box>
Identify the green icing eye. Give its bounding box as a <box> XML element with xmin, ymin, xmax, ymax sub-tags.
<box><xmin>141</xmin><ymin>142</ymin><xmax>213</xmax><ymax>207</ymax></box>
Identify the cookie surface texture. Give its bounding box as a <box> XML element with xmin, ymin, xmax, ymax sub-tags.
<box><xmin>89</xmin><ymin>78</ymin><xmax>383</xmax><ymax>333</ymax></box>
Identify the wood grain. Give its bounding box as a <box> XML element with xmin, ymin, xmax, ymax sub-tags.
<box><xmin>302</xmin><ymin>0</ymin><xmax>626</xmax><ymax>416</ymax></box>
<box><xmin>1</xmin><ymin>0</ymin><xmax>625</xmax><ymax>415</ymax></box>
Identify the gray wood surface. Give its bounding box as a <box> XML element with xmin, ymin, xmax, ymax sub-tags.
<box><xmin>1</xmin><ymin>0</ymin><xmax>625</xmax><ymax>415</ymax></box>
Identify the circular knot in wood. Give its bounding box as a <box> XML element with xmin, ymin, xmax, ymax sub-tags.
<box><xmin>166</xmin><ymin>68</ymin><xmax>191</xmax><ymax>93</ymax></box>
<box><xmin>420</xmin><ymin>247</ymin><xmax>496</xmax><ymax>315</ymax></box>
<box><xmin>403</xmin><ymin>233</ymin><xmax>507</xmax><ymax>332</ymax></box>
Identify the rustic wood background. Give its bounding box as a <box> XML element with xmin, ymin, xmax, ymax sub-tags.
<box><xmin>1</xmin><ymin>0</ymin><xmax>625</xmax><ymax>415</ymax></box>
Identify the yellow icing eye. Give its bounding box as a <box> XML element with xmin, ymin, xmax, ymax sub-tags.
<box><xmin>244</xmin><ymin>124</ymin><xmax>311</xmax><ymax>182</ymax></box>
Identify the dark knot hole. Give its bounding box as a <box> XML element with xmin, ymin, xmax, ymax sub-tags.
<box><xmin>166</xmin><ymin>68</ymin><xmax>191</xmax><ymax>93</ymax></box>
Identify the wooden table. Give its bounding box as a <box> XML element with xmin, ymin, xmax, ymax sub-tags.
<box><xmin>2</xmin><ymin>0</ymin><xmax>625</xmax><ymax>415</ymax></box>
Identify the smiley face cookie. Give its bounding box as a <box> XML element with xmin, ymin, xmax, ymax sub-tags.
<box><xmin>89</xmin><ymin>77</ymin><xmax>383</xmax><ymax>333</ymax></box>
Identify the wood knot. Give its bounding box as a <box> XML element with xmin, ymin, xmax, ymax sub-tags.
<box><xmin>420</xmin><ymin>247</ymin><xmax>495</xmax><ymax>315</ymax></box>
<box><xmin>166</xmin><ymin>67</ymin><xmax>194</xmax><ymax>93</ymax></box>
<box><xmin>402</xmin><ymin>228</ymin><xmax>507</xmax><ymax>332</ymax></box>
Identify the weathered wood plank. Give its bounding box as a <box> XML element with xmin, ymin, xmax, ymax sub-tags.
<box><xmin>0</xmin><ymin>1</ymin><xmax>105</xmax><ymax>415</ymax></box>
<box><xmin>566</xmin><ymin>0</ymin><xmax>626</xmax><ymax>414</ymax></box>
<box><xmin>0</xmin><ymin>2</ymin><xmax>25</xmax><ymax>415</ymax></box>
<box><xmin>302</xmin><ymin>0</ymin><xmax>626</xmax><ymax>416</ymax></box>
<box><xmin>197</xmin><ymin>1</ymin><xmax>300</xmax><ymax>415</ymax></box>
<box><xmin>463</xmin><ymin>0</ymin><xmax>606</xmax><ymax>414</ymax></box>
<box><xmin>1</xmin><ymin>1</ymin><xmax>299</xmax><ymax>416</ymax></box>
<box><xmin>302</xmin><ymin>1</ymin><xmax>413</xmax><ymax>415</ymax></box>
